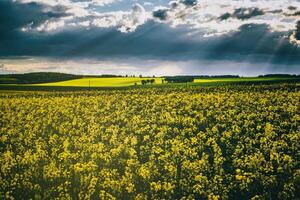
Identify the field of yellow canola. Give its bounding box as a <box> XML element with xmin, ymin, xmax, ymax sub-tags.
<box><xmin>0</xmin><ymin>84</ymin><xmax>299</xmax><ymax>199</ymax></box>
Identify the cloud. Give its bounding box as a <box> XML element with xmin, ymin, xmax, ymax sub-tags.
<box><xmin>296</xmin><ymin>21</ymin><xmax>300</xmax><ymax>39</ymax></box>
<box><xmin>15</xmin><ymin>0</ymin><xmax>119</xmax><ymax>7</ymax></box>
<box><xmin>10</xmin><ymin>0</ymin><xmax>300</xmax><ymax>45</ymax></box>
<box><xmin>219</xmin><ymin>13</ymin><xmax>231</xmax><ymax>21</ymax></box>
<box><xmin>220</xmin><ymin>7</ymin><xmax>265</xmax><ymax>21</ymax></box>
<box><xmin>0</xmin><ymin>0</ymin><xmax>72</xmax><ymax>35</ymax></box>
<box><xmin>181</xmin><ymin>0</ymin><xmax>198</xmax><ymax>7</ymax></box>
<box><xmin>118</xmin><ymin>3</ymin><xmax>148</xmax><ymax>32</ymax></box>
<box><xmin>169</xmin><ymin>1</ymin><xmax>179</xmax><ymax>9</ymax></box>
<box><xmin>234</xmin><ymin>8</ymin><xmax>265</xmax><ymax>20</ymax></box>
<box><xmin>268</xmin><ymin>9</ymin><xmax>283</xmax><ymax>14</ymax></box>
<box><xmin>285</xmin><ymin>11</ymin><xmax>300</xmax><ymax>16</ymax></box>
<box><xmin>0</xmin><ymin>0</ymin><xmax>300</xmax><ymax>75</ymax></box>
<box><xmin>3</xmin><ymin>20</ymin><xmax>300</xmax><ymax>66</ymax></box>
<box><xmin>2</xmin><ymin>56</ymin><xmax>299</xmax><ymax>76</ymax></box>
<box><xmin>18</xmin><ymin>1</ymin><xmax>149</xmax><ymax>33</ymax></box>
<box><xmin>152</xmin><ymin>8</ymin><xmax>169</xmax><ymax>21</ymax></box>
<box><xmin>144</xmin><ymin>2</ymin><xmax>153</xmax><ymax>6</ymax></box>
<box><xmin>147</xmin><ymin>0</ymin><xmax>300</xmax><ymax>45</ymax></box>
<box><xmin>288</xmin><ymin>6</ymin><xmax>297</xmax><ymax>11</ymax></box>
<box><xmin>88</xmin><ymin>3</ymin><xmax>149</xmax><ymax>33</ymax></box>
<box><xmin>0</xmin><ymin>62</ymin><xmax>16</xmax><ymax>74</ymax></box>
<box><xmin>290</xmin><ymin>21</ymin><xmax>300</xmax><ymax>45</ymax></box>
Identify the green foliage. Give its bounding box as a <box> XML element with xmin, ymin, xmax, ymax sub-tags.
<box><xmin>141</xmin><ymin>79</ymin><xmax>155</xmax><ymax>85</ymax></box>
<box><xmin>165</xmin><ymin>76</ymin><xmax>194</xmax><ymax>83</ymax></box>
<box><xmin>0</xmin><ymin>78</ymin><xmax>17</xmax><ymax>84</ymax></box>
<box><xmin>0</xmin><ymin>84</ymin><xmax>299</xmax><ymax>199</ymax></box>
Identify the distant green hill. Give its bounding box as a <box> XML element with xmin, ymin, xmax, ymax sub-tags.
<box><xmin>0</xmin><ymin>72</ymin><xmax>82</xmax><ymax>84</ymax></box>
<box><xmin>1</xmin><ymin>72</ymin><xmax>299</xmax><ymax>86</ymax></box>
<box><xmin>0</xmin><ymin>72</ymin><xmax>127</xmax><ymax>84</ymax></box>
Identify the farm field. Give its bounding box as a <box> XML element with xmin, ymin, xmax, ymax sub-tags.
<box><xmin>194</xmin><ymin>77</ymin><xmax>298</xmax><ymax>83</ymax></box>
<box><xmin>1</xmin><ymin>76</ymin><xmax>299</xmax><ymax>91</ymax></box>
<box><xmin>28</xmin><ymin>77</ymin><xmax>300</xmax><ymax>87</ymax></box>
<box><xmin>36</xmin><ymin>77</ymin><xmax>163</xmax><ymax>87</ymax></box>
<box><xmin>0</xmin><ymin>83</ymin><xmax>299</xmax><ymax>199</ymax></box>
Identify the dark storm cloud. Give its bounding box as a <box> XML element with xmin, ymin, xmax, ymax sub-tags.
<box><xmin>0</xmin><ymin>0</ymin><xmax>70</xmax><ymax>56</ymax></box>
<box><xmin>181</xmin><ymin>0</ymin><xmax>198</xmax><ymax>6</ymax></box>
<box><xmin>285</xmin><ymin>11</ymin><xmax>300</xmax><ymax>16</ymax></box>
<box><xmin>268</xmin><ymin>9</ymin><xmax>283</xmax><ymax>14</ymax></box>
<box><xmin>60</xmin><ymin>22</ymin><xmax>194</xmax><ymax>58</ymax></box>
<box><xmin>0</xmin><ymin>0</ymin><xmax>300</xmax><ymax>70</ymax></box>
<box><xmin>296</xmin><ymin>21</ymin><xmax>300</xmax><ymax>40</ymax></box>
<box><xmin>1</xmin><ymin>18</ymin><xmax>300</xmax><ymax>67</ymax></box>
<box><xmin>219</xmin><ymin>13</ymin><xmax>231</xmax><ymax>20</ymax></box>
<box><xmin>293</xmin><ymin>11</ymin><xmax>300</xmax><ymax>16</ymax></box>
<box><xmin>219</xmin><ymin>7</ymin><xmax>265</xmax><ymax>21</ymax></box>
<box><xmin>152</xmin><ymin>9</ymin><xmax>169</xmax><ymax>21</ymax></box>
<box><xmin>288</xmin><ymin>6</ymin><xmax>297</xmax><ymax>10</ymax></box>
<box><xmin>206</xmin><ymin>24</ymin><xmax>300</xmax><ymax>65</ymax></box>
<box><xmin>234</xmin><ymin>8</ymin><xmax>265</xmax><ymax>19</ymax></box>
<box><xmin>170</xmin><ymin>1</ymin><xmax>179</xmax><ymax>9</ymax></box>
<box><xmin>0</xmin><ymin>0</ymin><xmax>68</xmax><ymax>36</ymax></box>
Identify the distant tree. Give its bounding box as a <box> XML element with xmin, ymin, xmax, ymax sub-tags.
<box><xmin>141</xmin><ymin>79</ymin><xmax>155</xmax><ymax>85</ymax></box>
<box><xmin>139</xmin><ymin>75</ymin><xmax>143</xmax><ymax>78</ymax></box>
<box><xmin>258</xmin><ymin>74</ymin><xmax>298</xmax><ymax>78</ymax></box>
<box><xmin>99</xmin><ymin>74</ymin><xmax>122</xmax><ymax>78</ymax></box>
<box><xmin>165</xmin><ymin>76</ymin><xmax>194</xmax><ymax>83</ymax></box>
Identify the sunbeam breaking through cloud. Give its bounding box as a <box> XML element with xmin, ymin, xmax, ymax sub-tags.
<box><xmin>0</xmin><ymin>0</ymin><xmax>300</xmax><ymax>75</ymax></box>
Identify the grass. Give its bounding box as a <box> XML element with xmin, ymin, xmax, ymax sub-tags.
<box><xmin>194</xmin><ymin>77</ymin><xmax>297</xmax><ymax>83</ymax></box>
<box><xmin>0</xmin><ymin>77</ymin><xmax>299</xmax><ymax>91</ymax></box>
<box><xmin>37</xmin><ymin>77</ymin><xmax>163</xmax><ymax>87</ymax></box>
<box><xmin>37</xmin><ymin>77</ymin><xmax>299</xmax><ymax>87</ymax></box>
<box><xmin>0</xmin><ymin>77</ymin><xmax>17</xmax><ymax>84</ymax></box>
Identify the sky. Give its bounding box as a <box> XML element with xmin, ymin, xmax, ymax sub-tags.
<box><xmin>0</xmin><ymin>0</ymin><xmax>300</xmax><ymax>76</ymax></box>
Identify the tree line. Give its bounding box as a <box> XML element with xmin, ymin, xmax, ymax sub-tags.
<box><xmin>0</xmin><ymin>72</ymin><xmax>299</xmax><ymax>85</ymax></box>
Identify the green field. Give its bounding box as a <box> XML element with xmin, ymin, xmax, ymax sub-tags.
<box><xmin>194</xmin><ymin>77</ymin><xmax>296</xmax><ymax>83</ymax></box>
<box><xmin>33</xmin><ymin>77</ymin><xmax>300</xmax><ymax>87</ymax></box>
<box><xmin>36</xmin><ymin>77</ymin><xmax>163</xmax><ymax>87</ymax></box>
<box><xmin>0</xmin><ymin>76</ymin><xmax>299</xmax><ymax>91</ymax></box>
<box><xmin>36</xmin><ymin>77</ymin><xmax>300</xmax><ymax>87</ymax></box>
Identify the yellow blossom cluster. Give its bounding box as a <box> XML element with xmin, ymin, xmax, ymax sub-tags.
<box><xmin>0</xmin><ymin>84</ymin><xmax>299</xmax><ymax>199</ymax></box>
